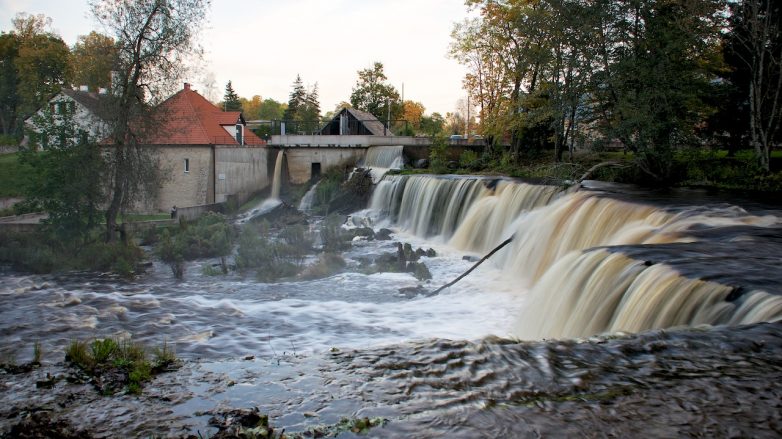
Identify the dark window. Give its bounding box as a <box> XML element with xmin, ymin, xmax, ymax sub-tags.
<box><xmin>235</xmin><ymin>124</ymin><xmax>243</xmax><ymax>145</ymax></box>
<box><xmin>311</xmin><ymin>162</ymin><xmax>321</xmax><ymax>180</ymax></box>
<box><xmin>184</xmin><ymin>158</ymin><xmax>190</xmax><ymax>173</ymax></box>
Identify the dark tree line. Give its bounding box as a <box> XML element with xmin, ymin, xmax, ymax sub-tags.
<box><xmin>451</xmin><ymin>0</ymin><xmax>782</xmax><ymax>179</ymax></box>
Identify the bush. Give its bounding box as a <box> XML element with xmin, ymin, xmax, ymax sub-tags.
<box><xmin>313</xmin><ymin>167</ymin><xmax>346</xmax><ymax>213</ymax></box>
<box><xmin>235</xmin><ymin>222</ymin><xmax>309</xmax><ymax>281</ymax></box>
<box><xmin>429</xmin><ymin>134</ymin><xmax>449</xmax><ymax>174</ymax></box>
<box><xmin>0</xmin><ymin>134</ymin><xmax>18</xmax><ymax>145</ymax></box>
<box><xmin>321</xmin><ymin>214</ymin><xmax>350</xmax><ymax>252</ymax></box>
<box><xmin>155</xmin><ymin>212</ymin><xmax>235</xmax><ymax>278</ymax></box>
<box><xmin>0</xmin><ymin>229</ymin><xmax>144</xmax><ymax>276</ymax></box>
<box><xmin>65</xmin><ymin>337</ymin><xmax>175</xmax><ymax>396</ymax></box>
<box><xmin>459</xmin><ymin>149</ymin><xmax>481</xmax><ymax>170</ymax></box>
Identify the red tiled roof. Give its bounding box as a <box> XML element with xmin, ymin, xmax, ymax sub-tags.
<box><xmin>143</xmin><ymin>85</ymin><xmax>265</xmax><ymax>146</ymax></box>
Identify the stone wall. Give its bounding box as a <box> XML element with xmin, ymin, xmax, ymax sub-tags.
<box><xmin>215</xmin><ymin>146</ymin><xmax>269</xmax><ymax>203</ymax></box>
<box><xmin>175</xmin><ymin>202</ymin><xmax>225</xmax><ymax>222</ymax></box>
<box><xmin>283</xmin><ymin>148</ymin><xmax>366</xmax><ymax>184</ymax></box>
<box><xmin>153</xmin><ymin>145</ymin><xmax>214</xmax><ymax>213</ymax></box>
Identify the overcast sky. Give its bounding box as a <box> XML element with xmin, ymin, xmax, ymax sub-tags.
<box><xmin>0</xmin><ymin>0</ymin><xmax>472</xmax><ymax>116</ymax></box>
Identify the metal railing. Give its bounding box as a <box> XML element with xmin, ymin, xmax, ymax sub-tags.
<box><xmin>248</xmin><ymin>119</ymin><xmax>412</xmax><ymax>138</ymax></box>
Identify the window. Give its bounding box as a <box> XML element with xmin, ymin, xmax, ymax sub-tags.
<box><xmin>235</xmin><ymin>123</ymin><xmax>243</xmax><ymax>145</ymax></box>
<box><xmin>184</xmin><ymin>158</ymin><xmax>190</xmax><ymax>173</ymax></box>
<box><xmin>311</xmin><ymin>162</ymin><xmax>321</xmax><ymax>180</ymax></box>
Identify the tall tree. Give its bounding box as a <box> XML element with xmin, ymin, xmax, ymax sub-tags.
<box><xmin>729</xmin><ymin>0</ymin><xmax>782</xmax><ymax>171</ymax></box>
<box><xmin>222</xmin><ymin>80</ymin><xmax>242</xmax><ymax>111</ymax></box>
<box><xmin>0</xmin><ymin>33</ymin><xmax>20</xmax><ymax>136</ymax></box>
<box><xmin>349</xmin><ymin>62</ymin><xmax>402</xmax><ymax>121</ymax></box>
<box><xmin>92</xmin><ymin>0</ymin><xmax>209</xmax><ymax>242</ymax></box>
<box><xmin>284</xmin><ymin>76</ymin><xmax>320</xmax><ymax>132</ymax></box>
<box><xmin>70</xmin><ymin>31</ymin><xmax>117</xmax><ymax>92</ymax></box>
<box><xmin>20</xmin><ymin>106</ymin><xmax>105</xmax><ymax>244</ymax></box>
<box><xmin>284</xmin><ymin>74</ymin><xmax>306</xmax><ymax>121</ymax></box>
<box><xmin>0</xmin><ymin>13</ymin><xmax>70</xmax><ymax>137</ymax></box>
<box><xmin>402</xmin><ymin>100</ymin><xmax>425</xmax><ymax>131</ymax></box>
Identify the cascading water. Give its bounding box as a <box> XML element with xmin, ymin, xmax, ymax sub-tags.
<box><xmin>298</xmin><ymin>181</ymin><xmax>319</xmax><ymax>212</ymax></box>
<box><xmin>235</xmin><ymin>150</ymin><xmax>286</xmax><ymax>223</ymax></box>
<box><xmin>369</xmin><ymin>174</ymin><xmax>782</xmax><ymax>338</ymax></box>
<box><xmin>370</xmin><ymin>175</ymin><xmax>560</xmax><ymax>240</ymax></box>
<box><xmin>270</xmin><ymin>149</ymin><xmax>284</xmax><ymax>199</ymax></box>
<box><xmin>361</xmin><ymin>145</ymin><xmax>405</xmax><ymax>183</ymax></box>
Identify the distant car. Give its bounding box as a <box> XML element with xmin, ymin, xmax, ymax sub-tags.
<box><xmin>449</xmin><ymin>134</ymin><xmax>464</xmax><ymax>140</ymax></box>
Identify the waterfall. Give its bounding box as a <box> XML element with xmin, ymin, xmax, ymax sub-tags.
<box><xmin>369</xmin><ymin>174</ymin><xmax>782</xmax><ymax>338</ymax></box>
<box><xmin>298</xmin><ymin>181</ymin><xmax>319</xmax><ymax>212</ymax></box>
<box><xmin>370</xmin><ymin>175</ymin><xmax>560</xmax><ymax>240</ymax></box>
<box><xmin>362</xmin><ymin>145</ymin><xmax>405</xmax><ymax>183</ymax></box>
<box><xmin>271</xmin><ymin>150</ymin><xmax>284</xmax><ymax>199</ymax></box>
<box><xmin>515</xmin><ymin>249</ymin><xmax>782</xmax><ymax>339</ymax></box>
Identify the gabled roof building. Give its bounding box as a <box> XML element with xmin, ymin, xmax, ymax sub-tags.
<box><xmin>320</xmin><ymin>107</ymin><xmax>393</xmax><ymax>136</ymax></box>
<box><xmin>24</xmin><ymin>87</ymin><xmax>114</xmax><ymax>148</ymax></box>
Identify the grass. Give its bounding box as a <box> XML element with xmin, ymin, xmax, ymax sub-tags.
<box><xmin>0</xmin><ymin>153</ymin><xmax>29</xmax><ymax>198</ymax></box>
<box><xmin>116</xmin><ymin>213</ymin><xmax>171</xmax><ymax>223</ymax></box>
<box><xmin>65</xmin><ymin>337</ymin><xmax>177</xmax><ymax>395</ymax></box>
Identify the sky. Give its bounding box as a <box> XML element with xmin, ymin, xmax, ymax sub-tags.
<box><xmin>0</xmin><ymin>0</ymin><xmax>472</xmax><ymax>116</ymax></box>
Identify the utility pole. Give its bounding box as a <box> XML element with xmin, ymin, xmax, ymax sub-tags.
<box><xmin>466</xmin><ymin>94</ymin><xmax>470</xmax><ymax>138</ymax></box>
<box><xmin>386</xmin><ymin>98</ymin><xmax>391</xmax><ymax>136</ymax></box>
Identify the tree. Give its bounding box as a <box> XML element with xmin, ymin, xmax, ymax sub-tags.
<box><xmin>284</xmin><ymin>74</ymin><xmax>306</xmax><ymax>121</ymax></box>
<box><xmin>349</xmin><ymin>62</ymin><xmax>402</xmax><ymax>121</ymax></box>
<box><xmin>420</xmin><ymin>112</ymin><xmax>445</xmax><ymax>136</ymax></box>
<box><xmin>729</xmin><ymin>0</ymin><xmax>782</xmax><ymax>171</ymax></box>
<box><xmin>91</xmin><ymin>0</ymin><xmax>209</xmax><ymax>242</ymax></box>
<box><xmin>592</xmin><ymin>0</ymin><xmax>724</xmax><ymax>180</ymax></box>
<box><xmin>0</xmin><ymin>33</ymin><xmax>20</xmax><ymax>136</ymax></box>
<box><xmin>452</xmin><ymin>0</ymin><xmax>725</xmax><ymax>182</ymax></box>
<box><xmin>402</xmin><ymin>100</ymin><xmax>425</xmax><ymax>131</ymax></box>
<box><xmin>241</xmin><ymin>95</ymin><xmax>262</xmax><ymax>119</ymax></box>
<box><xmin>20</xmin><ymin>106</ymin><xmax>105</xmax><ymax>244</ymax></box>
<box><xmin>258</xmin><ymin>98</ymin><xmax>285</xmax><ymax>120</ymax></box>
<box><xmin>222</xmin><ymin>80</ymin><xmax>242</xmax><ymax>111</ymax></box>
<box><xmin>284</xmin><ymin>75</ymin><xmax>320</xmax><ymax>132</ymax></box>
<box><xmin>0</xmin><ymin>13</ymin><xmax>70</xmax><ymax>137</ymax></box>
<box><xmin>70</xmin><ymin>31</ymin><xmax>117</xmax><ymax>92</ymax></box>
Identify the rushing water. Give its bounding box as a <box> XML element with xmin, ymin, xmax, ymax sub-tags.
<box><xmin>361</xmin><ymin>145</ymin><xmax>405</xmax><ymax>183</ymax></box>
<box><xmin>270</xmin><ymin>150</ymin><xmax>285</xmax><ymax>200</ymax></box>
<box><xmin>2</xmin><ymin>174</ymin><xmax>782</xmax><ymax>436</ymax></box>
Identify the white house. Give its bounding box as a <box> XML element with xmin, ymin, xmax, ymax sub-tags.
<box><xmin>24</xmin><ymin>86</ymin><xmax>112</xmax><ymax>148</ymax></box>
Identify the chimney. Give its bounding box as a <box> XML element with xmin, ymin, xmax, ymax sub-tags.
<box><xmin>184</xmin><ymin>82</ymin><xmax>191</xmax><ymax>91</ymax></box>
<box><xmin>79</xmin><ymin>85</ymin><xmax>89</xmax><ymax>92</ymax></box>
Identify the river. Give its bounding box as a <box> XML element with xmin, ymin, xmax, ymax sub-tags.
<box><xmin>1</xmin><ymin>174</ymin><xmax>781</xmax><ymax>437</ymax></box>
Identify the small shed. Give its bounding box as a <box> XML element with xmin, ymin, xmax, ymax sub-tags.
<box><xmin>320</xmin><ymin>107</ymin><xmax>393</xmax><ymax>136</ymax></box>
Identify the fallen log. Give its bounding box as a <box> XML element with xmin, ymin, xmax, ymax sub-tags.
<box><xmin>430</xmin><ymin>235</ymin><xmax>514</xmax><ymax>295</ymax></box>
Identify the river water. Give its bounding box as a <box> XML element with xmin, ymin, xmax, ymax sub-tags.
<box><xmin>1</xmin><ymin>175</ymin><xmax>782</xmax><ymax>437</ymax></box>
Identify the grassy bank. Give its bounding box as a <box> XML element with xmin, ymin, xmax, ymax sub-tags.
<box><xmin>0</xmin><ymin>153</ymin><xmax>28</xmax><ymax>198</ymax></box>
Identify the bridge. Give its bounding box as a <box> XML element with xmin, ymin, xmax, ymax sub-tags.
<box><xmin>268</xmin><ymin>134</ymin><xmax>486</xmax><ymax>149</ymax></box>
<box><xmin>268</xmin><ymin>135</ymin><xmax>487</xmax><ymax>184</ymax></box>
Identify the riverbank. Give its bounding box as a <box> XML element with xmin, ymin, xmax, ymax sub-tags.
<box><xmin>2</xmin><ymin>321</ymin><xmax>782</xmax><ymax>437</ymax></box>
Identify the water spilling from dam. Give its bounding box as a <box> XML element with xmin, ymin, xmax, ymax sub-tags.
<box><xmin>1</xmin><ymin>173</ymin><xmax>782</xmax><ymax>436</ymax></box>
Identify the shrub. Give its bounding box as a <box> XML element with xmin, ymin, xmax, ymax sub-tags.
<box><xmin>429</xmin><ymin>134</ymin><xmax>449</xmax><ymax>174</ymax></box>
<box><xmin>459</xmin><ymin>149</ymin><xmax>480</xmax><ymax>170</ymax></box>
<box><xmin>235</xmin><ymin>223</ymin><xmax>302</xmax><ymax>281</ymax></box>
<box><xmin>64</xmin><ymin>337</ymin><xmax>174</xmax><ymax>396</ymax></box>
<box><xmin>0</xmin><ymin>230</ymin><xmax>144</xmax><ymax>276</ymax></box>
<box><xmin>321</xmin><ymin>214</ymin><xmax>350</xmax><ymax>252</ymax></box>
